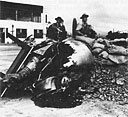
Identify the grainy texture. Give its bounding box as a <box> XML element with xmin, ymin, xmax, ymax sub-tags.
<box><xmin>1</xmin><ymin>45</ymin><xmax>128</xmax><ymax>117</ymax></box>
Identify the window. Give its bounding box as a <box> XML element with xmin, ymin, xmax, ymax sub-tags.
<box><xmin>1</xmin><ymin>8</ymin><xmax>16</xmax><ymax>20</ymax></box>
<box><xmin>16</xmin><ymin>29</ymin><xmax>27</xmax><ymax>38</ymax></box>
<box><xmin>0</xmin><ymin>1</ymin><xmax>43</xmax><ymax>22</ymax></box>
<box><xmin>34</xmin><ymin>29</ymin><xmax>43</xmax><ymax>38</ymax></box>
<box><xmin>17</xmin><ymin>10</ymin><xmax>32</xmax><ymax>22</ymax></box>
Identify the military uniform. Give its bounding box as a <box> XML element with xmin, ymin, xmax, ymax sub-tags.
<box><xmin>46</xmin><ymin>23</ymin><xmax>67</xmax><ymax>41</ymax></box>
<box><xmin>75</xmin><ymin>14</ymin><xmax>97</xmax><ymax>38</ymax></box>
<box><xmin>46</xmin><ymin>17</ymin><xmax>67</xmax><ymax>41</ymax></box>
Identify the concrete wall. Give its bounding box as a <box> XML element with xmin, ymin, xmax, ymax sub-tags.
<box><xmin>0</xmin><ymin>20</ymin><xmax>46</xmax><ymax>43</ymax></box>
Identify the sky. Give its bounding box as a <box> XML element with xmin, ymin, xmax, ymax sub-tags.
<box><xmin>3</xmin><ymin>0</ymin><xmax>128</xmax><ymax>35</ymax></box>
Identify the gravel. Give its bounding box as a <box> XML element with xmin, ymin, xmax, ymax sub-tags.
<box><xmin>75</xmin><ymin>57</ymin><xmax>128</xmax><ymax>105</ymax></box>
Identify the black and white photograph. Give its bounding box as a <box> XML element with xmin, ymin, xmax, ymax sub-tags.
<box><xmin>1</xmin><ymin>0</ymin><xmax>128</xmax><ymax>116</ymax></box>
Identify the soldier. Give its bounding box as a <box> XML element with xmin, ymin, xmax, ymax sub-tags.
<box><xmin>75</xmin><ymin>13</ymin><xmax>97</xmax><ymax>38</ymax></box>
<box><xmin>46</xmin><ymin>17</ymin><xmax>67</xmax><ymax>41</ymax></box>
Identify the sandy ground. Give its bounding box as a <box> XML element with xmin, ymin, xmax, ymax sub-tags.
<box><xmin>1</xmin><ymin>44</ymin><xmax>128</xmax><ymax>117</ymax></box>
<box><xmin>1</xmin><ymin>98</ymin><xmax>128</xmax><ymax>117</ymax></box>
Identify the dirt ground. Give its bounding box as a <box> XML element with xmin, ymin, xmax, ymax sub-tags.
<box><xmin>1</xmin><ymin>98</ymin><xmax>128</xmax><ymax>117</ymax></box>
<box><xmin>1</xmin><ymin>44</ymin><xmax>128</xmax><ymax>117</ymax></box>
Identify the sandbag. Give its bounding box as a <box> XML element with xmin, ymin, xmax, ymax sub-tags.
<box><xmin>108</xmin><ymin>54</ymin><xmax>128</xmax><ymax>64</ymax></box>
<box><xmin>92</xmin><ymin>42</ymin><xmax>105</xmax><ymax>49</ymax></box>
<box><xmin>108</xmin><ymin>45</ymin><xmax>128</xmax><ymax>55</ymax></box>
<box><xmin>110</xmin><ymin>38</ymin><xmax>128</xmax><ymax>48</ymax></box>
<box><xmin>99</xmin><ymin>51</ymin><xmax>109</xmax><ymax>59</ymax></box>
<box><xmin>92</xmin><ymin>48</ymin><xmax>103</xmax><ymax>55</ymax></box>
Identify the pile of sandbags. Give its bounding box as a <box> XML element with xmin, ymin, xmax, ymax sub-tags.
<box><xmin>75</xmin><ymin>36</ymin><xmax>128</xmax><ymax>65</ymax></box>
<box><xmin>92</xmin><ymin>38</ymin><xmax>128</xmax><ymax>65</ymax></box>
